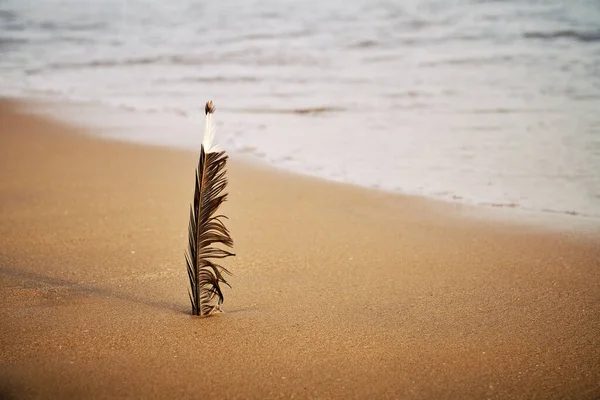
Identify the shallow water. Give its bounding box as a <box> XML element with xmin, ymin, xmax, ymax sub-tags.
<box><xmin>1</xmin><ymin>0</ymin><xmax>599</xmax><ymax>221</ymax></box>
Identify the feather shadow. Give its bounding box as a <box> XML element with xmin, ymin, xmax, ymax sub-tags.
<box><xmin>0</xmin><ymin>266</ymin><xmax>185</xmax><ymax>313</ymax></box>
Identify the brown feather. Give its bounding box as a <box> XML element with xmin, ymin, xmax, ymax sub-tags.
<box><xmin>185</xmin><ymin>103</ymin><xmax>234</xmax><ymax>316</ymax></box>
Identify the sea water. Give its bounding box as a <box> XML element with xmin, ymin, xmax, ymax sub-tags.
<box><xmin>1</xmin><ymin>0</ymin><xmax>599</xmax><ymax>222</ymax></box>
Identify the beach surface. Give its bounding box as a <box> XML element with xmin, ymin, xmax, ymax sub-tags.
<box><xmin>1</xmin><ymin>99</ymin><xmax>599</xmax><ymax>399</ymax></box>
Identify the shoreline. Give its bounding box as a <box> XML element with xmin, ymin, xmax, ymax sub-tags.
<box><xmin>10</xmin><ymin>95</ymin><xmax>600</xmax><ymax>233</ymax></box>
<box><xmin>1</xmin><ymin>99</ymin><xmax>599</xmax><ymax>398</ymax></box>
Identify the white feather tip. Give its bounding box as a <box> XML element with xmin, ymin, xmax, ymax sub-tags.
<box><xmin>202</xmin><ymin>101</ymin><xmax>220</xmax><ymax>153</ymax></box>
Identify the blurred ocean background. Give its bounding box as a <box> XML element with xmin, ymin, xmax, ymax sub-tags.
<box><xmin>1</xmin><ymin>0</ymin><xmax>599</xmax><ymax>221</ymax></box>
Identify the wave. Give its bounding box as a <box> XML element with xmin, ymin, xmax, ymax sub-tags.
<box><xmin>461</xmin><ymin>107</ymin><xmax>554</xmax><ymax>114</ymax></box>
<box><xmin>523</xmin><ymin>29</ymin><xmax>600</xmax><ymax>43</ymax></box>
<box><xmin>0</xmin><ymin>36</ymin><xmax>28</xmax><ymax>46</ymax></box>
<box><xmin>0</xmin><ymin>10</ymin><xmax>17</xmax><ymax>22</ymax></box>
<box><xmin>34</xmin><ymin>21</ymin><xmax>107</xmax><ymax>32</ymax></box>
<box><xmin>25</xmin><ymin>50</ymin><xmax>324</xmax><ymax>74</ymax></box>
<box><xmin>24</xmin><ymin>55</ymin><xmax>206</xmax><ymax>74</ymax></box>
<box><xmin>480</xmin><ymin>203</ymin><xmax>600</xmax><ymax>219</ymax></box>
<box><xmin>290</xmin><ymin>107</ymin><xmax>344</xmax><ymax>114</ymax></box>
<box><xmin>349</xmin><ymin>39</ymin><xmax>379</xmax><ymax>49</ymax></box>
<box><xmin>176</xmin><ymin>76</ymin><xmax>259</xmax><ymax>83</ymax></box>
<box><xmin>215</xmin><ymin>29</ymin><xmax>312</xmax><ymax>45</ymax></box>
<box><xmin>233</xmin><ymin>106</ymin><xmax>345</xmax><ymax>115</ymax></box>
<box><xmin>420</xmin><ymin>54</ymin><xmax>514</xmax><ymax>67</ymax></box>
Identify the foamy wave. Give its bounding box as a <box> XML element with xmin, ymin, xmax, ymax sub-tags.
<box><xmin>174</xmin><ymin>76</ymin><xmax>259</xmax><ymax>83</ymax></box>
<box><xmin>0</xmin><ymin>36</ymin><xmax>29</xmax><ymax>49</ymax></box>
<box><xmin>524</xmin><ymin>30</ymin><xmax>600</xmax><ymax>43</ymax></box>
<box><xmin>233</xmin><ymin>106</ymin><xmax>345</xmax><ymax>115</ymax></box>
<box><xmin>25</xmin><ymin>55</ymin><xmax>216</xmax><ymax>74</ymax></box>
<box><xmin>2</xmin><ymin>0</ymin><xmax>599</xmax><ymax>226</ymax></box>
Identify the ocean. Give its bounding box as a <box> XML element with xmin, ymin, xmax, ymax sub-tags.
<box><xmin>1</xmin><ymin>0</ymin><xmax>599</xmax><ymax>222</ymax></box>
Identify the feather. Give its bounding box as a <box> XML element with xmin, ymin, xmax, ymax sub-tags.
<box><xmin>186</xmin><ymin>101</ymin><xmax>234</xmax><ymax>316</ymax></box>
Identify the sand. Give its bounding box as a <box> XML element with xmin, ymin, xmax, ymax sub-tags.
<box><xmin>0</xmin><ymin>99</ymin><xmax>599</xmax><ymax>399</ymax></box>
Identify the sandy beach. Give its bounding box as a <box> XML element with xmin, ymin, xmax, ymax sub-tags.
<box><xmin>0</xmin><ymin>99</ymin><xmax>599</xmax><ymax>399</ymax></box>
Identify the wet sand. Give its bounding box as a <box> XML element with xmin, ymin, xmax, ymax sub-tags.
<box><xmin>1</xmin><ymin>99</ymin><xmax>599</xmax><ymax>399</ymax></box>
